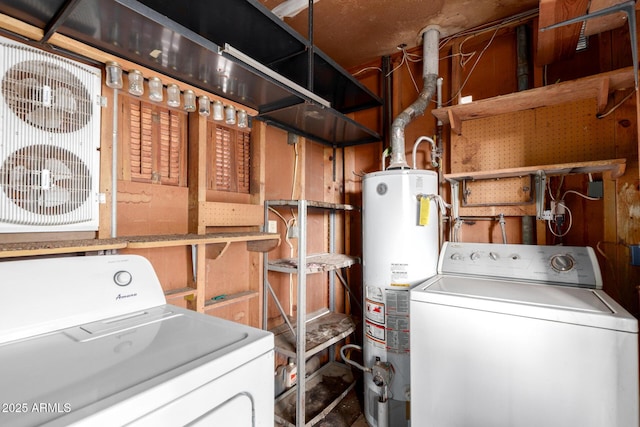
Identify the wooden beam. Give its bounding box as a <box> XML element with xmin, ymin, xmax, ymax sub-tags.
<box><xmin>584</xmin><ymin>0</ymin><xmax>630</xmax><ymax>36</ymax></box>
<box><xmin>536</xmin><ymin>0</ymin><xmax>590</xmax><ymax>66</ymax></box>
<box><xmin>432</xmin><ymin>67</ymin><xmax>636</xmax><ymax>127</ymax></box>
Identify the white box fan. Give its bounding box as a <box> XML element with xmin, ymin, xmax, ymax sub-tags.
<box><xmin>0</xmin><ymin>35</ymin><xmax>101</xmax><ymax>232</ymax></box>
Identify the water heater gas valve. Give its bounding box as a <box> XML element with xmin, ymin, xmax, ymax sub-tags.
<box><xmin>372</xmin><ymin>358</ymin><xmax>392</xmax><ymax>388</ymax></box>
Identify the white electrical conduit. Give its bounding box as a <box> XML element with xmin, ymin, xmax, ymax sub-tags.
<box><xmin>111</xmin><ymin>89</ymin><xmax>118</xmax><ymax>238</ymax></box>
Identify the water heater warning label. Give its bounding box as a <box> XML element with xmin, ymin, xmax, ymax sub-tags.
<box><xmin>365</xmin><ymin>299</ymin><xmax>385</xmax><ymax>324</ymax></box>
<box><xmin>390</xmin><ymin>263</ymin><xmax>409</xmax><ymax>282</ymax></box>
<box><xmin>386</xmin><ymin>290</ymin><xmax>410</xmax><ymax>315</ymax></box>
<box><xmin>365</xmin><ymin>320</ymin><xmax>385</xmax><ymax>342</ymax></box>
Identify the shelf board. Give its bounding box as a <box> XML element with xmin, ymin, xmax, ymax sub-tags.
<box><xmin>432</xmin><ymin>67</ymin><xmax>636</xmax><ymax>135</ymax></box>
<box><xmin>275</xmin><ymin>361</ymin><xmax>356</xmax><ymax>427</ymax></box>
<box><xmin>164</xmin><ymin>286</ymin><xmax>196</xmax><ymax>302</ymax></box>
<box><xmin>271</xmin><ymin>310</ymin><xmax>356</xmax><ymax>359</ymax></box>
<box><xmin>126</xmin><ymin>232</ymin><xmax>280</xmax><ymax>249</ymax></box>
<box><xmin>266</xmin><ymin>200</ymin><xmax>357</xmax><ymax>211</ymax></box>
<box><xmin>0</xmin><ymin>238</ymin><xmax>127</xmax><ymax>259</ymax></box>
<box><xmin>203</xmin><ymin>290</ymin><xmax>259</xmax><ymax>311</ymax></box>
<box><xmin>268</xmin><ymin>253</ymin><xmax>359</xmax><ymax>274</ymax></box>
<box><xmin>0</xmin><ymin>232</ymin><xmax>280</xmax><ymax>259</ymax></box>
<box><xmin>444</xmin><ymin>158</ymin><xmax>627</xmax><ymax>181</ymax></box>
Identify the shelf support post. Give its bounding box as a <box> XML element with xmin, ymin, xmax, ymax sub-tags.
<box><xmin>535</xmin><ymin>171</ymin><xmax>548</xmax><ymax>220</ymax></box>
<box><xmin>296</xmin><ymin>199</ymin><xmax>308</xmax><ymax>427</ymax></box>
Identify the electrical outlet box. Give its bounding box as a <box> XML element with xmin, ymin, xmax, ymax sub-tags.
<box><xmin>540</xmin><ymin>210</ymin><xmax>553</xmax><ymax>221</ymax></box>
<box><xmin>287</xmin><ymin>226</ymin><xmax>299</xmax><ymax>239</ymax></box>
<box><xmin>551</xmin><ymin>200</ymin><xmax>565</xmax><ymax>216</ymax></box>
<box><xmin>588</xmin><ymin>181</ymin><xmax>604</xmax><ymax>198</ymax></box>
<box><xmin>631</xmin><ymin>245</ymin><xmax>640</xmax><ymax>266</ymax></box>
<box><xmin>268</xmin><ymin>220</ymin><xmax>277</xmax><ymax>233</ymax></box>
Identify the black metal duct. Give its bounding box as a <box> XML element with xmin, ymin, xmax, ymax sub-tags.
<box><xmin>0</xmin><ymin>0</ymin><xmax>382</xmax><ymax>147</ymax></box>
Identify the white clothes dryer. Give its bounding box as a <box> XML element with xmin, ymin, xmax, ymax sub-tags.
<box><xmin>0</xmin><ymin>254</ymin><xmax>274</xmax><ymax>427</ymax></box>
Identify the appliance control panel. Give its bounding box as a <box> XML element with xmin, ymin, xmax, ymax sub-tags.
<box><xmin>439</xmin><ymin>242</ymin><xmax>602</xmax><ymax>288</ymax></box>
<box><xmin>0</xmin><ymin>255</ymin><xmax>167</xmax><ymax>344</ymax></box>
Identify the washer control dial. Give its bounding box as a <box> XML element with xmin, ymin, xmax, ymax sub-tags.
<box><xmin>114</xmin><ymin>270</ymin><xmax>133</xmax><ymax>286</ymax></box>
<box><xmin>550</xmin><ymin>254</ymin><xmax>575</xmax><ymax>272</ymax></box>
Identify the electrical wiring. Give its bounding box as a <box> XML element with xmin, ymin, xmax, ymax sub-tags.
<box><xmin>561</xmin><ymin>189</ymin><xmax>601</xmax><ymax>201</ymax></box>
<box><xmin>443</xmin><ymin>26</ymin><xmax>501</xmax><ymax>106</ymax></box>
<box><xmin>547</xmin><ymin>201</ymin><xmax>572</xmax><ymax>238</ymax></box>
<box><xmin>350</xmin><ymin>9</ymin><xmax>538</xmax><ymax>103</ymax></box>
<box><xmin>352</xmin><ymin>66</ymin><xmax>383</xmax><ymax>76</ymax></box>
<box><xmin>596</xmin><ymin>89</ymin><xmax>636</xmax><ymax>118</ymax></box>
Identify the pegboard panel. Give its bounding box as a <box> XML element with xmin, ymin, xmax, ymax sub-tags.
<box><xmin>451</xmin><ymin>109</ymin><xmax>536</xmax><ymax>173</ymax></box>
<box><xmin>451</xmin><ymin>98</ymin><xmax>616</xmax><ymax>174</ymax></box>
<box><xmin>200</xmin><ymin>201</ymin><xmax>263</xmax><ymax>226</ymax></box>
<box><xmin>463</xmin><ymin>176</ymin><xmax>533</xmax><ymax>206</ymax></box>
<box><xmin>531</xmin><ymin>98</ymin><xmax>615</xmax><ymax>164</ymax></box>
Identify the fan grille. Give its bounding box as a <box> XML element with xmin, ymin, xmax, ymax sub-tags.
<box><xmin>1</xmin><ymin>59</ymin><xmax>93</xmax><ymax>133</ymax></box>
<box><xmin>0</xmin><ymin>145</ymin><xmax>92</xmax><ymax>222</ymax></box>
<box><xmin>0</xmin><ymin>36</ymin><xmax>100</xmax><ymax>230</ymax></box>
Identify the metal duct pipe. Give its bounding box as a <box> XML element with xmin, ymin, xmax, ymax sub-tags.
<box><xmin>388</xmin><ymin>25</ymin><xmax>440</xmax><ymax>170</ymax></box>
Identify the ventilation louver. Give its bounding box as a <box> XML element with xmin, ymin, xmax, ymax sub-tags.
<box><xmin>0</xmin><ymin>36</ymin><xmax>101</xmax><ymax>232</ymax></box>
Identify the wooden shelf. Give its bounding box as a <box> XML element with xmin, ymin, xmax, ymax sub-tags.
<box><xmin>126</xmin><ymin>231</ymin><xmax>280</xmax><ymax>249</ymax></box>
<box><xmin>0</xmin><ymin>238</ymin><xmax>127</xmax><ymax>259</ymax></box>
<box><xmin>0</xmin><ymin>232</ymin><xmax>280</xmax><ymax>259</ymax></box>
<box><xmin>444</xmin><ymin>158</ymin><xmax>627</xmax><ymax>181</ymax></box>
<box><xmin>432</xmin><ymin>67</ymin><xmax>636</xmax><ymax>135</ymax></box>
<box><xmin>164</xmin><ymin>286</ymin><xmax>197</xmax><ymax>302</ymax></box>
<box><xmin>268</xmin><ymin>253</ymin><xmax>359</xmax><ymax>274</ymax></box>
<box><xmin>203</xmin><ymin>290</ymin><xmax>259</xmax><ymax>311</ymax></box>
<box><xmin>275</xmin><ymin>362</ymin><xmax>356</xmax><ymax>427</ymax></box>
<box><xmin>267</xmin><ymin>200</ymin><xmax>357</xmax><ymax>211</ymax></box>
<box><xmin>271</xmin><ymin>310</ymin><xmax>356</xmax><ymax>359</ymax></box>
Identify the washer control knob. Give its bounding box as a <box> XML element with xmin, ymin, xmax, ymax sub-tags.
<box><xmin>550</xmin><ymin>254</ymin><xmax>574</xmax><ymax>272</ymax></box>
<box><xmin>450</xmin><ymin>253</ymin><xmax>463</xmax><ymax>261</ymax></box>
<box><xmin>489</xmin><ymin>252</ymin><xmax>499</xmax><ymax>260</ymax></box>
<box><xmin>470</xmin><ymin>252</ymin><xmax>480</xmax><ymax>261</ymax></box>
<box><xmin>114</xmin><ymin>270</ymin><xmax>133</xmax><ymax>286</ymax></box>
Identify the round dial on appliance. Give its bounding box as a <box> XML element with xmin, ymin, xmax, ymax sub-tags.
<box><xmin>450</xmin><ymin>253</ymin><xmax>463</xmax><ymax>261</ymax></box>
<box><xmin>470</xmin><ymin>252</ymin><xmax>480</xmax><ymax>261</ymax></box>
<box><xmin>114</xmin><ymin>270</ymin><xmax>133</xmax><ymax>286</ymax></box>
<box><xmin>550</xmin><ymin>254</ymin><xmax>575</xmax><ymax>272</ymax></box>
<box><xmin>489</xmin><ymin>252</ymin><xmax>499</xmax><ymax>260</ymax></box>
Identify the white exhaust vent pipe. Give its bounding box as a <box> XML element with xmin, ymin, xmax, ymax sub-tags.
<box><xmin>388</xmin><ymin>26</ymin><xmax>440</xmax><ymax>170</ymax></box>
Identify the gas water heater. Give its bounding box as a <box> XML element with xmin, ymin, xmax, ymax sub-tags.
<box><xmin>362</xmin><ymin>169</ymin><xmax>439</xmax><ymax>426</ymax></box>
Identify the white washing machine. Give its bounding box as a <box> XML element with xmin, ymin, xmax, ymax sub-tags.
<box><xmin>410</xmin><ymin>242</ymin><xmax>639</xmax><ymax>427</ymax></box>
<box><xmin>0</xmin><ymin>254</ymin><xmax>274</xmax><ymax>427</ymax></box>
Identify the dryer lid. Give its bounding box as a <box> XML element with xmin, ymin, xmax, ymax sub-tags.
<box><xmin>0</xmin><ymin>305</ymin><xmax>273</xmax><ymax>426</ymax></box>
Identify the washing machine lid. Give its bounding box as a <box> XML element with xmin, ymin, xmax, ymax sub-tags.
<box><xmin>411</xmin><ymin>275</ymin><xmax>638</xmax><ymax>333</ymax></box>
<box><xmin>0</xmin><ymin>304</ymin><xmax>273</xmax><ymax>427</ymax></box>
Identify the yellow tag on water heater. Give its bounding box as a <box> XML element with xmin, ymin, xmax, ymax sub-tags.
<box><xmin>419</xmin><ymin>196</ymin><xmax>430</xmax><ymax>226</ymax></box>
